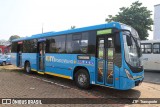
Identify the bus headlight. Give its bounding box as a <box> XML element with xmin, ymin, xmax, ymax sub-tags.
<box><xmin>125</xmin><ymin>69</ymin><xmax>133</xmax><ymax>80</ymax></box>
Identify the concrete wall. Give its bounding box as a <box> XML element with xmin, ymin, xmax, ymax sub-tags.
<box><xmin>154</xmin><ymin>4</ymin><xmax>160</xmax><ymax>40</ymax></box>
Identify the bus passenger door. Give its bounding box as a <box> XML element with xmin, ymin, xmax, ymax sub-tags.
<box><xmin>96</xmin><ymin>36</ymin><xmax>114</xmax><ymax>86</ymax></box>
<box><xmin>37</xmin><ymin>42</ymin><xmax>46</xmax><ymax>72</ymax></box>
<box><xmin>17</xmin><ymin>42</ymin><xmax>23</xmax><ymax>67</ymax></box>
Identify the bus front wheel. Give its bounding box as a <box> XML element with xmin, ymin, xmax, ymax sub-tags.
<box><xmin>75</xmin><ymin>69</ymin><xmax>90</xmax><ymax>89</ymax></box>
<box><xmin>25</xmin><ymin>62</ymin><xmax>31</xmax><ymax>74</ymax></box>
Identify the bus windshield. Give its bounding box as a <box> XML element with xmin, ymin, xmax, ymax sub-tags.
<box><xmin>123</xmin><ymin>31</ymin><xmax>142</xmax><ymax>68</ymax></box>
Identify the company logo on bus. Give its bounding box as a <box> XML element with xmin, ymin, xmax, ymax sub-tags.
<box><xmin>46</xmin><ymin>56</ymin><xmax>75</xmax><ymax>64</ymax></box>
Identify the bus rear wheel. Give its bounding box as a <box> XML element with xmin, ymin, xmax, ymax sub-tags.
<box><xmin>74</xmin><ymin>69</ymin><xmax>90</xmax><ymax>89</ymax></box>
<box><xmin>25</xmin><ymin>62</ymin><xmax>31</xmax><ymax>74</ymax></box>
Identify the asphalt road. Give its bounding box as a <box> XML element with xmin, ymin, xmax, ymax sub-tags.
<box><xmin>144</xmin><ymin>70</ymin><xmax>160</xmax><ymax>84</ymax></box>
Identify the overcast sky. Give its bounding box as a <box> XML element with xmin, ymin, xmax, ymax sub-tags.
<box><xmin>0</xmin><ymin>0</ymin><xmax>160</xmax><ymax>40</ymax></box>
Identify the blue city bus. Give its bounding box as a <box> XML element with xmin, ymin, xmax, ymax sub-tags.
<box><xmin>11</xmin><ymin>22</ymin><xmax>144</xmax><ymax>90</ymax></box>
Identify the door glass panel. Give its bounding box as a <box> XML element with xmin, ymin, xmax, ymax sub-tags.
<box><xmin>97</xmin><ymin>36</ymin><xmax>114</xmax><ymax>85</ymax></box>
<box><xmin>98</xmin><ymin>61</ymin><xmax>104</xmax><ymax>82</ymax></box>
<box><xmin>18</xmin><ymin>44</ymin><xmax>23</xmax><ymax>67</ymax></box>
<box><xmin>106</xmin><ymin>37</ymin><xmax>114</xmax><ymax>84</ymax></box>
<box><xmin>39</xmin><ymin>42</ymin><xmax>45</xmax><ymax>70</ymax></box>
<box><xmin>97</xmin><ymin>38</ymin><xmax>104</xmax><ymax>82</ymax></box>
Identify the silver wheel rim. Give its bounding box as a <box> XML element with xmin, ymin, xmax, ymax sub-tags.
<box><xmin>78</xmin><ymin>74</ymin><xmax>87</xmax><ymax>86</ymax></box>
<box><xmin>26</xmin><ymin>64</ymin><xmax>30</xmax><ymax>73</ymax></box>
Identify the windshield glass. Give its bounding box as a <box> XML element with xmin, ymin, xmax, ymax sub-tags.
<box><xmin>123</xmin><ymin>31</ymin><xmax>142</xmax><ymax>68</ymax></box>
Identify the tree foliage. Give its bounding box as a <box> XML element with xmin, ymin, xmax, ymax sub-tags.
<box><xmin>9</xmin><ymin>35</ymin><xmax>20</xmax><ymax>42</ymax></box>
<box><xmin>105</xmin><ymin>1</ymin><xmax>153</xmax><ymax>40</ymax></box>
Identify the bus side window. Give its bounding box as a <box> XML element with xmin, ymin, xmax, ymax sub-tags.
<box><xmin>141</xmin><ymin>44</ymin><xmax>145</xmax><ymax>53</ymax></box>
<box><xmin>153</xmin><ymin>43</ymin><xmax>160</xmax><ymax>54</ymax></box>
<box><xmin>47</xmin><ymin>36</ymin><xmax>66</xmax><ymax>53</ymax></box>
<box><xmin>141</xmin><ymin>43</ymin><xmax>152</xmax><ymax>54</ymax></box>
<box><xmin>145</xmin><ymin>44</ymin><xmax>152</xmax><ymax>53</ymax></box>
<box><xmin>72</xmin><ymin>40</ymin><xmax>81</xmax><ymax>53</ymax></box>
<box><xmin>66</xmin><ymin>34</ymin><xmax>73</xmax><ymax>53</ymax></box>
<box><xmin>72</xmin><ymin>34</ymin><xmax>81</xmax><ymax>53</ymax></box>
<box><xmin>81</xmin><ymin>32</ymin><xmax>89</xmax><ymax>54</ymax></box>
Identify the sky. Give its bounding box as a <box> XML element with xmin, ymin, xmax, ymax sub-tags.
<box><xmin>0</xmin><ymin>0</ymin><xmax>160</xmax><ymax>40</ymax></box>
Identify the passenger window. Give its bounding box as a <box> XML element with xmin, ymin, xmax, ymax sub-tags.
<box><xmin>141</xmin><ymin>43</ymin><xmax>152</xmax><ymax>54</ymax></box>
<box><xmin>48</xmin><ymin>35</ymin><xmax>66</xmax><ymax>53</ymax></box>
<box><xmin>72</xmin><ymin>40</ymin><xmax>81</xmax><ymax>53</ymax></box>
<box><xmin>66</xmin><ymin>35</ymin><xmax>73</xmax><ymax>53</ymax></box>
<box><xmin>141</xmin><ymin>44</ymin><xmax>145</xmax><ymax>53</ymax></box>
<box><xmin>81</xmin><ymin>32</ymin><xmax>88</xmax><ymax>53</ymax></box>
<box><xmin>66</xmin><ymin>32</ymin><xmax>89</xmax><ymax>54</ymax></box>
<box><xmin>72</xmin><ymin>33</ymin><xmax>82</xmax><ymax>53</ymax></box>
<box><xmin>145</xmin><ymin>44</ymin><xmax>152</xmax><ymax>53</ymax></box>
<box><xmin>153</xmin><ymin>43</ymin><xmax>160</xmax><ymax>54</ymax></box>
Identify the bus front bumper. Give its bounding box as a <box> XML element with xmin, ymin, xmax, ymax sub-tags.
<box><xmin>135</xmin><ymin>78</ymin><xmax>143</xmax><ymax>86</ymax></box>
<box><xmin>119</xmin><ymin>77</ymin><xmax>144</xmax><ymax>90</ymax></box>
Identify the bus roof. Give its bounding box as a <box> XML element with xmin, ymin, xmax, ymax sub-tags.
<box><xmin>12</xmin><ymin>22</ymin><xmax>122</xmax><ymax>42</ymax></box>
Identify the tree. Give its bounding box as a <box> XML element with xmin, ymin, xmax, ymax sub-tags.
<box><xmin>105</xmin><ymin>1</ymin><xmax>153</xmax><ymax>40</ymax></box>
<box><xmin>9</xmin><ymin>35</ymin><xmax>20</xmax><ymax>42</ymax></box>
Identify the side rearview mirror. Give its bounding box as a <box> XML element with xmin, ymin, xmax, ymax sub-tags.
<box><xmin>126</xmin><ymin>36</ymin><xmax>132</xmax><ymax>46</ymax></box>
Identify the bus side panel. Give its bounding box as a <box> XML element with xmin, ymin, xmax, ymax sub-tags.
<box><xmin>114</xmin><ymin>66</ymin><xmax>120</xmax><ymax>89</ymax></box>
<box><xmin>45</xmin><ymin>54</ymin><xmax>73</xmax><ymax>78</ymax></box>
<box><xmin>142</xmin><ymin>53</ymin><xmax>153</xmax><ymax>70</ymax></box>
<box><xmin>74</xmin><ymin>56</ymin><xmax>96</xmax><ymax>84</ymax></box>
<box><xmin>22</xmin><ymin>53</ymin><xmax>37</xmax><ymax>70</ymax></box>
<box><xmin>11</xmin><ymin>53</ymin><xmax>17</xmax><ymax>66</ymax></box>
<box><xmin>45</xmin><ymin>54</ymin><xmax>96</xmax><ymax>82</ymax></box>
<box><xmin>143</xmin><ymin>53</ymin><xmax>160</xmax><ymax>71</ymax></box>
<box><xmin>150</xmin><ymin>53</ymin><xmax>160</xmax><ymax>70</ymax></box>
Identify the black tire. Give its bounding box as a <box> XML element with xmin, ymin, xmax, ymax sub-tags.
<box><xmin>74</xmin><ymin>69</ymin><xmax>90</xmax><ymax>89</ymax></box>
<box><xmin>24</xmin><ymin>62</ymin><xmax>31</xmax><ymax>74</ymax></box>
<box><xmin>2</xmin><ymin>62</ymin><xmax>6</xmax><ymax>66</ymax></box>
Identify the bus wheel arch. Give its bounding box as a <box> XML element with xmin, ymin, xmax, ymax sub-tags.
<box><xmin>73</xmin><ymin>66</ymin><xmax>91</xmax><ymax>89</ymax></box>
<box><xmin>24</xmin><ymin>61</ymin><xmax>31</xmax><ymax>74</ymax></box>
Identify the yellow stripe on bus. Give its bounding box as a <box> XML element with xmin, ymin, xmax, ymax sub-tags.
<box><xmin>37</xmin><ymin>72</ymin><xmax>45</xmax><ymax>75</ymax></box>
<box><xmin>31</xmin><ymin>69</ymin><xmax>37</xmax><ymax>72</ymax></box>
<box><xmin>31</xmin><ymin>69</ymin><xmax>71</xmax><ymax>79</ymax></box>
<box><xmin>45</xmin><ymin>72</ymin><xmax>71</xmax><ymax>79</ymax></box>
